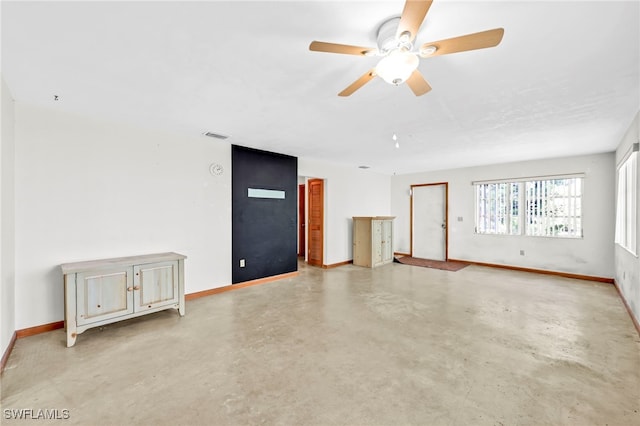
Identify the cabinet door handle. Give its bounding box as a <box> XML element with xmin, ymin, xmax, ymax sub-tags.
<box><xmin>133</xmin><ymin>286</ymin><xmax>140</xmax><ymax>291</ymax></box>
<box><xmin>127</xmin><ymin>287</ymin><xmax>133</xmax><ymax>292</ymax></box>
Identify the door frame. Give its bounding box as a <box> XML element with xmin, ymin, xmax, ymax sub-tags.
<box><xmin>410</xmin><ymin>182</ymin><xmax>449</xmax><ymax>260</ymax></box>
<box><xmin>298</xmin><ymin>183</ymin><xmax>306</xmax><ymax>257</ymax></box>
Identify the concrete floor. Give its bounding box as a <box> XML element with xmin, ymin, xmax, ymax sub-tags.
<box><xmin>2</xmin><ymin>261</ymin><xmax>639</xmax><ymax>425</ymax></box>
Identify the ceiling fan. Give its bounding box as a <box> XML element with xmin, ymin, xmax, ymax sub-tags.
<box><xmin>309</xmin><ymin>0</ymin><xmax>504</xmax><ymax>97</ymax></box>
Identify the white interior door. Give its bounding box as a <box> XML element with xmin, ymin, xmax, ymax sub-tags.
<box><xmin>412</xmin><ymin>184</ymin><xmax>446</xmax><ymax>260</ymax></box>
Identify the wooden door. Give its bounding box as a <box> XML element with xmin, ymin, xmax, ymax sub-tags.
<box><xmin>307</xmin><ymin>178</ymin><xmax>324</xmax><ymax>266</ymax></box>
<box><xmin>412</xmin><ymin>183</ymin><xmax>448</xmax><ymax>261</ymax></box>
<box><xmin>298</xmin><ymin>184</ymin><xmax>306</xmax><ymax>257</ymax></box>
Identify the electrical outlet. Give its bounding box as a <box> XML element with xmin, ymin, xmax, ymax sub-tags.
<box><xmin>520</xmin><ymin>250</ymin><xmax>525</xmax><ymax>256</ymax></box>
<box><xmin>240</xmin><ymin>259</ymin><xmax>246</xmax><ymax>268</ymax></box>
<box><xmin>457</xmin><ymin>216</ymin><xmax>463</xmax><ymax>222</ymax></box>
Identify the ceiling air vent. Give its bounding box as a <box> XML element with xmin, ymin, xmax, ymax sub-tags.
<box><xmin>203</xmin><ymin>131</ymin><xmax>230</xmax><ymax>140</ymax></box>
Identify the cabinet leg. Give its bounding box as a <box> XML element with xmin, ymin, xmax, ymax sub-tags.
<box><xmin>66</xmin><ymin>330</ymin><xmax>77</xmax><ymax>348</ymax></box>
<box><xmin>178</xmin><ymin>259</ymin><xmax>185</xmax><ymax>317</ymax></box>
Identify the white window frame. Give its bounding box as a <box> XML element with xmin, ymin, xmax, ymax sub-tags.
<box><xmin>474</xmin><ymin>174</ymin><xmax>584</xmax><ymax>239</ymax></box>
<box><xmin>615</xmin><ymin>146</ymin><xmax>638</xmax><ymax>256</ymax></box>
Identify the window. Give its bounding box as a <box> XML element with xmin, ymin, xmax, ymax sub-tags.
<box><xmin>615</xmin><ymin>149</ymin><xmax>637</xmax><ymax>255</ymax></box>
<box><xmin>475</xmin><ymin>182</ymin><xmax>519</xmax><ymax>235</ymax></box>
<box><xmin>525</xmin><ymin>178</ymin><xmax>582</xmax><ymax>237</ymax></box>
<box><xmin>475</xmin><ymin>176</ymin><xmax>583</xmax><ymax>238</ymax></box>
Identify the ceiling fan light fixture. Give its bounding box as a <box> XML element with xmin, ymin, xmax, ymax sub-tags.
<box><xmin>375</xmin><ymin>50</ymin><xmax>419</xmax><ymax>85</ymax></box>
<box><xmin>419</xmin><ymin>45</ymin><xmax>438</xmax><ymax>57</ymax></box>
<box><xmin>308</xmin><ymin>1</ymin><xmax>505</xmax><ymax>97</ymax></box>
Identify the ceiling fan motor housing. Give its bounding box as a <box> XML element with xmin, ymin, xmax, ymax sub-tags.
<box><xmin>376</xmin><ymin>17</ymin><xmax>411</xmax><ymax>54</ymax></box>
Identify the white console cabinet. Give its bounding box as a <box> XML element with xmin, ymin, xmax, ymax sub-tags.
<box><xmin>352</xmin><ymin>216</ymin><xmax>395</xmax><ymax>268</ymax></box>
<box><xmin>61</xmin><ymin>252</ymin><xmax>186</xmax><ymax>347</ymax></box>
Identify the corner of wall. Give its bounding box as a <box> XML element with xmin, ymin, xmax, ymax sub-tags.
<box><xmin>1</xmin><ymin>74</ymin><xmax>17</xmax><ymax>360</ymax></box>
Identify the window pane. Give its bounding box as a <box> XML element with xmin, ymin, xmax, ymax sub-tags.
<box><xmin>510</xmin><ymin>182</ymin><xmax>519</xmax><ymax>234</ymax></box>
<box><xmin>615</xmin><ymin>151</ymin><xmax>638</xmax><ymax>254</ymax></box>
<box><xmin>475</xmin><ymin>182</ymin><xmax>519</xmax><ymax>235</ymax></box>
<box><xmin>525</xmin><ymin>178</ymin><xmax>582</xmax><ymax>238</ymax></box>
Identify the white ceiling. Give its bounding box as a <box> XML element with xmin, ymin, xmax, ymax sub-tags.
<box><xmin>2</xmin><ymin>1</ymin><xmax>639</xmax><ymax>175</ymax></box>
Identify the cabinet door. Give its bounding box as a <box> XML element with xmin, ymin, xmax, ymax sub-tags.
<box><xmin>134</xmin><ymin>261</ymin><xmax>179</xmax><ymax>311</ymax></box>
<box><xmin>381</xmin><ymin>219</ymin><xmax>394</xmax><ymax>263</ymax></box>
<box><xmin>76</xmin><ymin>267</ymin><xmax>134</xmax><ymax>326</ymax></box>
<box><xmin>372</xmin><ymin>220</ymin><xmax>383</xmax><ymax>266</ymax></box>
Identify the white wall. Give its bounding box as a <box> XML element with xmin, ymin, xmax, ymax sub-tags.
<box><xmin>1</xmin><ymin>75</ymin><xmax>16</xmax><ymax>355</ymax></box>
<box><xmin>299</xmin><ymin>159</ymin><xmax>391</xmax><ymax>266</ymax></box>
<box><xmin>14</xmin><ymin>103</ymin><xmax>232</xmax><ymax>329</ymax></box>
<box><xmin>13</xmin><ymin>103</ymin><xmax>393</xmax><ymax>330</ymax></box>
<box><xmin>10</xmin><ymin>98</ymin><xmax>628</xmax><ymax>330</ymax></box>
<box><xmin>391</xmin><ymin>153</ymin><xmax>615</xmax><ymax>278</ymax></box>
<box><xmin>614</xmin><ymin>111</ymin><xmax>639</xmax><ymax>325</ymax></box>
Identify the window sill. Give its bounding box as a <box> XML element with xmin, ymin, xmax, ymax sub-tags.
<box><xmin>615</xmin><ymin>243</ymin><xmax>638</xmax><ymax>258</ymax></box>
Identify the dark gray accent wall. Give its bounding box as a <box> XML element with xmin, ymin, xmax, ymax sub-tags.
<box><xmin>231</xmin><ymin>145</ymin><xmax>298</xmax><ymax>283</ymax></box>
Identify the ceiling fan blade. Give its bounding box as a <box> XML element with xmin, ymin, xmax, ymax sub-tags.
<box><xmin>419</xmin><ymin>28</ymin><xmax>505</xmax><ymax>57</ymax></box>
<box><xmin>406</xmin><ymin>70</ymin><xmax>432</xmax><ymax>96</ymax></box>
<box><xmin>396</xmin><ymin>0</ymin><xmax>433</xmax><ymax>42</ymax></box>
<box><xmin>309</xmin><ymin>41</ymin><xmax>376</xmax><ymax>56</ymax></box>
<box><xmin>338</xmin><ymin>69</ymin><xmax>377</xmax><ymax>97</ymax></box>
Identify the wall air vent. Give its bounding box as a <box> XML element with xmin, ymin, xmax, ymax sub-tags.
<box><xmin>203</xmin><ymin>131</ymin><xmax>230</xmax><ymax>140</ymax></box>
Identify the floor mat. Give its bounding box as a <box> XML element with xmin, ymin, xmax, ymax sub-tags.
<box><xmin>395</xmin><ymin>256</ymin><xmax>469</xmax><ymax>271</ymax></box>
